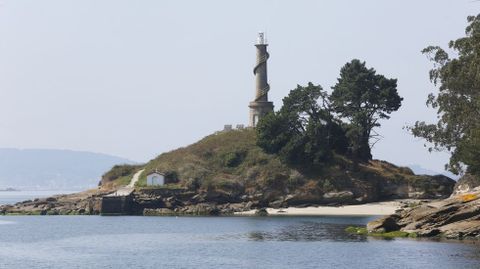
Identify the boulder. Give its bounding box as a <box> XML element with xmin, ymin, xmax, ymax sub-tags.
<box><xmin>323</xmin><ymin>191</ymin><xmax>354</xmax><ymax>203</ymax></box>
<box><xmin>369</xmin><ymin>191</ymin><xmax>480</xmax><ymax>239</ymax></box>
<box><xmin>255</xmin><ymin>208</ymin><xmax>269</xmax><ymax>216</ymax></box>
<box><xmin>367</xmin><ymin>215</ymin><xmax>401</xmax><ymax>233</ymax></box>
<box><xmin>183</xmin><ymin>203</ymin><xmax>220</xmax><ymax>216</ymax></box>
<box><xmin>268</xmin><ymin>199</ymin><xmax>284</xmax><ymax>209</ymax></box>
<box><xmin>452</xmin><ymin>174</ymin><xmax>480</xmax><ymax>196</ymax></box>
<box><xmin>144</xmin><ymin>208</ymin><xmax>175</xmax><ymax>216</ymax></box>
<box><xmin>407</xmin><ymin>175</ymin><xmax>455</xmax><ymax>199</ymax></box>
<box><xmin>244</xmin><ymin>201</ymin><xmax>254</xmax><ymax>210</ymax></box>
<box><xmin>205</xmin><ymin>190</ymin><xmax>241</xmax><ymax>204</ymax></box>
<box><xmin>284</xmin><ymin>192</ymin><xmax>323</xmax><ymax>206</ymax></box>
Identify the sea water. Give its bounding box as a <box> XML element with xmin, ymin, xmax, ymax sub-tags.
<box><xmin>0</xmin><ymin>190</ymin><xmax>78</xmax><ymax>205</ymax></box>
<box><xmin>0</xmin><ymin>215</ymin><xmax>478</xmax><ymax>269</ymax></box>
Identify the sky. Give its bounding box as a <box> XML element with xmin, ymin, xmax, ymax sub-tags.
<box><xmin>0</xmin><ymin>0</ymin><xmax>478</xmax><ymax>173</ymax></box>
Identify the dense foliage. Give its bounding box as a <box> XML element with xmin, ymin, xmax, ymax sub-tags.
<box><xmin>257</xmin><ymin>61</ymin><xmax>402</xmax><ymax>167</ymax></box>
<box><xmin>127</xmin><ymin>129</ymin><xmax>441</xmax><ymax>199</ymax></box>
<box><xmin>331</xmin><ymin>60</ymin><xmax>403</xmax><ymax>161</ymax></box>
<box><xmin>410</xmin><ymin>15</ymin><xmax>480</xmax><ymax>175</ymax></box>
<box><xmin>256</xmin><ymin>83</ymin><xmax>348</xmax><ymax>167</ymax></box>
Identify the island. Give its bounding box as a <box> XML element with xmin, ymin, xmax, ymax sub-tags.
<box><xmin>2</xmin><ymin>15</ymin><xmax>480</xmax><ymax>243</ymax></box>
<box><xmin>0</xmin><ymin>129</ymin><xmax>455</xmax><ymax>218</ymax></box>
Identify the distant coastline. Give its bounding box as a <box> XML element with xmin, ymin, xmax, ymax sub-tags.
<box><xmin>0</xmin><ymin>188</ymin><xmax>19</xmax><ymax>192</ymax></box>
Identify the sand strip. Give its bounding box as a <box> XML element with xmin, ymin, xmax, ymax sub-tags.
<box><xmin>235</xmin><ymin>201</ymin><xmax>404</xmax><ymax>216</ymax></box>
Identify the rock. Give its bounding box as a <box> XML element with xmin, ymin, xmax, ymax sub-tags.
<box><xmin>255</xmin><ymin>208</ymin><xmax>268</xmax><ymax>216</ymax></box>
<box><xmin>367</xmin><ymin>215</ymin><xmax>401</xmax><ymax>233</ymax></box>
<box><xmin>284</xmin><ymin>191</ymin><xmax>322</xmax><ymax>206</ymax></box>
<box><xmin>268</xmin><ymin>199</ymin><xmax>284</xmax><ymax>209</ymax></box>
<box><xmin>191</xmin><ymin>193</ymin><xmax>206</xmax><ymax>203</ymax></box>
<box><xmin>144</xmin><ymin>208</ymin><xmax>175</xmax><ymax>216</ymax></box>
<box><xmin>164</xmin><ymin>196</ymin><xmax>181</xmax><ymax>208</ymax></box>
<box><xmin>244</xmin><ymin>201</ymin><xmax>254</xmax><ymax>210</ymax></box>
<box><xmin>452</xmin><ymin>174</ymin><xmax>480</xmax><ymax>196</ymax></box>
<box><xmin>223</xmin><ymin>203</ymin><xmax>243</xmax><ymax>212</ymax></box>
<box><xmin>183</xmin><ymin>203</ymin><xmax>220</xmax><ymax>216</ymax></box>
<box><xmin>46</xmin><ymin>209</ymin><xmax>59</xmax><ymax>215</ymax></box>
<box><xmin>205</xmin><ymin>190</ymin><xmax>241</xmax><ymax>204</ymax></box>
<box><xmin>323</xmin><ymin>191</ymin><xmax>354</xmax><ymax>203</ymax></box>
<box><xmin>407</xmin><ymin>175</ymin><xmax>455</xmax><ymax>199</ymax></box>
<box><xmin>261</xmin><ymin>190</ymin><xmax>283</xmax><ymax>204</ymax></box>
<box><xmin>369</xmin><ymin>191</ymin><xmax>480</xmax><ymax>239</ymax></box>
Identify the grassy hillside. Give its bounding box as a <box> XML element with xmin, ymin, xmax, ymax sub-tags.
<box><xmin>139</xmin><ymin>129</ymin><xmax>290</xmax><ymax>191</ymax></box>
<box><xmin>100</xmin><ymin>129</ymin><xmax>454</xmax><ymax>203</ymax></box>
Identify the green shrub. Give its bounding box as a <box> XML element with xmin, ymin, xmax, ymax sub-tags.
<box><xmin>101</xmin><ymin>164</ymin><xmax>142</xmax><ymax>184</ymax></box>
<box><xmin>345</xmin><ymin>226</ymin><xmax>368</xmax><ymax>235</ymax></box>
<box><xmin>223</xmin><ymin>152</ymin><xmax>244</xmax><ymax>167</ymax></box>
<box><xmin>345</xmin><ymin>226</ymin><xmax>416</xmax><ymax>238</ymax></box>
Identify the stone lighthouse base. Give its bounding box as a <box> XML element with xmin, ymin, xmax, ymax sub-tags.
<box><xmin>249</xmin><ymin>101</ymin><xmax>274</xmax><ymax>127</ymax></box>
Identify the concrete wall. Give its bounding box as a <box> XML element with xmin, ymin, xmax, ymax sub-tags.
<box><xmin>101</xmin><ymin>195</ymin><xmax>133</xmax><ymax>215</ymax></box>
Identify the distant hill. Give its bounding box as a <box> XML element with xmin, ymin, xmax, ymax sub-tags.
<box><xmin>407</xmin><ymin>165</ymin><xmax>460</xmax><ymax>180</ymax></box>
<box><xmin>0</xmin><ymin>148</ymin><xmax>134</xmax><ymax>190</ymax></box>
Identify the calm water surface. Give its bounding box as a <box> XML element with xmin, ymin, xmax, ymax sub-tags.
<box><xmin>0</xmin><ymin>215</ymin><xmax>479</xmax><ymax>269</ymax></box>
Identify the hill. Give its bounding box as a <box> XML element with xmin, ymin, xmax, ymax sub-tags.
<box><xmin>1</xmin><ymin>129</ymin><xmax>457</xmax><ymax>216</ymax></box>
<box><xmin>101</xmin><ymin>129</ymin><xmax>455</xmax><ymax>206</ymax></box>
<box><xmin>407</xmin><ymin>165</ymin><xmax>459</xmax><ymax>180</ymax></box>
<box><xmin>0</xmin><ymin>148</ymin><xmax>133</xmax><ymax>190</ymax></box>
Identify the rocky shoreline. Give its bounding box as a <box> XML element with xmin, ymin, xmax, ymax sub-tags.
<box><xmin>0</xmin><ymin>171</ymin><xmax>463</xmax><ymax>218</ymax></box>
<box><xmin>0</xmin><ymin>178</ymin><xmax>456</xmax><ymax>217</ymax></box>
<box><xmin>0</xmin><ymin>189</ymin><xmax>107</xmax><ymax>215</ymax></box>
<box><xmin>366</xmin><ymin>175</ymin><xmax>480</xmax><ymax>240</ymax></box>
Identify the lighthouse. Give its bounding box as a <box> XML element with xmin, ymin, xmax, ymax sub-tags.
<box><xmin>249</xmin><ymin>32</ymin><xmax>274</xmax><ymax>127</ymax></box>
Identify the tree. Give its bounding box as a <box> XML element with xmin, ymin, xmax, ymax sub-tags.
<box><xmin>256</xmin><ymin>83</ymin><xmax>347</xmax><ymax>167</ymax></box>
<box><xmin>331</xmin><ymin>59</ymin><xmax>402</xmax><ymax>161</ymax></box>
<box><xmin>410</xmin><ymin>15</ymin><xmax>480</xmax><ymax>175</ymax></box>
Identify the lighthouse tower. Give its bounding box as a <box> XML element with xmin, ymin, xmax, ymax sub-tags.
<box><xmin>249</xmin><ymin>32</ymin><xmax>274</xmax><ymax>127</ymax></box>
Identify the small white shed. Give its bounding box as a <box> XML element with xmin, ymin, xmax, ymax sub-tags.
<box><xmin>146</xmin><ymin>171</ymin><xmax>165</xmax><ymax>186</ymax></box>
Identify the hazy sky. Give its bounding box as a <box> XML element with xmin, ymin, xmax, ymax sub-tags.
<box><xmin>0</xmin><ymin>0</ymin><xmax>478</xmax><ymax>173</ymax></box>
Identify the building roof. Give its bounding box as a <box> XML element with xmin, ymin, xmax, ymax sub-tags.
<box><xmin>147</xmin><ymin>171</ymin><xmax>165</xmax><ymax>176</ymax></box>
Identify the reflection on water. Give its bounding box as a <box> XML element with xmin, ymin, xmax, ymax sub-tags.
<box><xmin>0</xmin><ymin>216</ymin><xmax>478</xmax><ymax>269</ymax></box>
<box><xmin>248</xmin><ymin>221</ymin><xmax>367</xmax><ymax>242</ymax></box>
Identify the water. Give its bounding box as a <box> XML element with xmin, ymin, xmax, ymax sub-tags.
<box><xmin>0</xmin><ymin>215</ymin><xmax>478</xmax><ymax>269</ymax></box>
<box><xmin>0</xmin><ymin>190</ymin><xmax>78</xmax><ymax>205</ymax></box>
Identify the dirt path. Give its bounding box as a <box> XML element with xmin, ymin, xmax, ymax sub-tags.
<box><xmin>107</xmin><ymin>169</ymin><xmax>144</xmax><ymax>197</ymax></box>
<box><xmin>127</xmin><ymin>169</ymin><xmax>144</xmax><ymax>188</ymax></box>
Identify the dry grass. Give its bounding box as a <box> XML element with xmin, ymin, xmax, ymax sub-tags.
<box><xmin>100</xmin><ymin>129</ymin><xmax>451</xmax><ymax>198</ymax></box>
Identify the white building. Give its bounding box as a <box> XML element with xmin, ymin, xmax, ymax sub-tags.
<box><xmin>146</xmin><ymin>171</ymin><xmax>165</xmax><ymax>186</ymax></box>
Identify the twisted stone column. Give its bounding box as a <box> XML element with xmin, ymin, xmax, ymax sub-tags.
<box><xmin>249</xmin><ymin>33</ymin><xmax>274</xmax><ymax>127</ymax></box>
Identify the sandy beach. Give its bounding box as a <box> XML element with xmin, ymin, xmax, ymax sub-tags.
<box><xmin>235</xmin><ymin>200</ymin><xmax>408</xmax><ymax>216</ymax></box>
